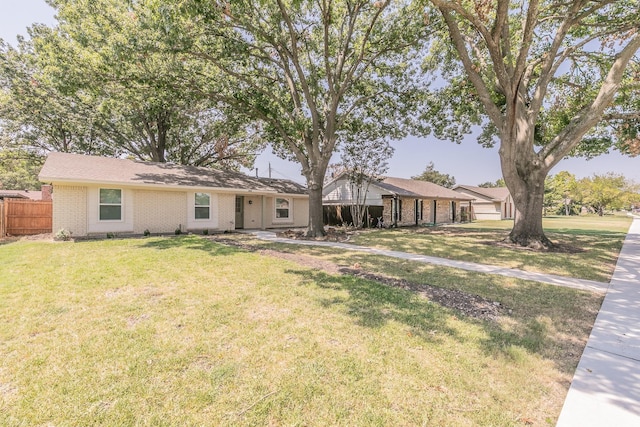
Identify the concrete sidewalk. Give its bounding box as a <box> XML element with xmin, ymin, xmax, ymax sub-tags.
<box><xmin>557</xmin><ymin>216</ymin><xmax>640</xmax><ymax>426</ymax></box>
<box><xmin>249</xmin><ymin>230</ymin><xmax>610</xmax><ymax>294</ymax></box>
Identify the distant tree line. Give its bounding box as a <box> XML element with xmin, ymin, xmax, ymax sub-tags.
<box><xmin>544</xmin><ymin>171</ymin><xmax>640</xmax><ymax>216</ymax></box>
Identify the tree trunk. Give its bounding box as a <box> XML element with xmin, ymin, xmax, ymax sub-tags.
<box><xmin>501</xmin><ymin>157</ymin><xmax>553</xmax><ymax>249</ymax></box>
<box><xmin>306</xmin><ymin>183</ymin><xmax>326</xmax><ymax>237</ymax></box>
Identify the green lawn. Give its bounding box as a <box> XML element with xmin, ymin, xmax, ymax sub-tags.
<box><xmin>349</xmin><ymin>215</ymin><xmax>632</xmax><ymax>282</ymax></box>
<box><xmin>0</xmin><ymin>234</ymin><xmax>602</xmax><ymax>426</ymax></box>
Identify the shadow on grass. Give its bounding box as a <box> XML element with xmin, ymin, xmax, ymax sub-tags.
<box><xmin>138</xmin><ymin>235</ymin><xmax>241</xmax><ymax>256</ymax></box>
<box><xmin>285</xmin><ymin>268</ymin><xmax>457</xmax><ymax>342</ymax></box>
<box><xmin>285</xmin><ymin>253</ymin><xmax>600</xmax><ymax>375</ymax></box>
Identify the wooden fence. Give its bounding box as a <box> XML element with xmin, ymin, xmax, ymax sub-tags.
<box><xmin>1</xmin><ymin>199</ymin><xmax>53</xmax><ymax>236</ymax></box>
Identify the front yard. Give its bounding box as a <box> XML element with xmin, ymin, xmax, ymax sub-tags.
<box><xmin>349</xmin><ymin>215</ymin><xmax>632</xmax><ymax>283</ymax></box>
<box><xmin>0</xmin><ymin>226</ymin><xmax>610</xmax><ymax>426</ymax></box>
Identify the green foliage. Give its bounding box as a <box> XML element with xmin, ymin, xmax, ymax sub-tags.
<box><xmin>0</xmin><ymin>1</ymin><xmax>259</xmax><ymax>170</ymax></box>
<box><xmin>54</xmin><ymin>228</ymin><xmax>72</xmax><ymax>241</ymax></box>
<box><xmin>157</xmin><ymin>0</ymin><xmax>431</xmax><ymax>235</ymax></box>
<box><xmin>411</xmin><ymin>161</ymin><xmax>455</xmax><ymax>188</ymax></box>
<box><xmin>426</xmin><ymin>0</ymin><xmax>640</xmax><ymax>244</ymax></box>
<box><xmin>0</xmin><ymin>148</ymin><xmax>44</xmax><ymax>190</ymax></box>
<box><xmin>426</xmin><ymin>0</ymin><xmax>640</xmax><ymax>157</ymax></box>
<box><xmin>478</xmin><ymin>178</ymin><xmax>506</xmax><ymax>188</ymax></box>
<box><xmin>578</xmin><ymin>173</ymin><xmax>639</xmax><ymax>215</ymax></box>
<box><xmin>544</xmin><ymin>172</ymin><xmax>580</xmax><ymax>216</ymax></box>
<box><xmin>0</xmin><ymin>32</ymin><xmax>112</xmax><ymax>156</ymax></box>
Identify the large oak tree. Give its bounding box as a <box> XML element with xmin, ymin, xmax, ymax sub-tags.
<box><xmin>162</xmin><ymin>0</ymin><xmax>429</xmax><ymax>236</ymax></box>
<box><xmin>1</xmin><ymin>0</ymin><xmax>258</xmax><ymax>170</ymax></box>
<box><xmin>426</xmin><ymin>0</ymin><xmax>640</xmax><ymax>247</ymax></box>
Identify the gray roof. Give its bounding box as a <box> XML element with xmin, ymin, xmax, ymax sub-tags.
<box><xmin>0</xmin><ymin>190</ymin><xmax>43</xmax><ymax>200</ymax></box>
<box><xmin>39</xmin><ymin>152</ymin><xmax>307</xmax><ymax>195</ymax></box>
<box><xmin>380</xmin><ymin>177</ymin><xmax>474</xmax><ymax>201</ymax></box>
<box><xmin>453</xmin><ymin>185</ymin><xmax>510</xmax><ymax>202</ymax></box>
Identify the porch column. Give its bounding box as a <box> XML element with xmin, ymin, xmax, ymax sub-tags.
<box><xmin>261</xmin><ymin>195</ymin><xmax>266</xmax><ymax>230</ymax></box>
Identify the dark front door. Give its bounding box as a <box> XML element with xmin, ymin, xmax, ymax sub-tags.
<box><xmin>235</xmin><ymin>196</ymin><xmax>244</xmax><ymax>229</ymax></box>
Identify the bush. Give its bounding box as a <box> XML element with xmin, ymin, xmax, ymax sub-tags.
<box><xmin>143</xmin><ymin>229</ymin><xmax>151</xmax><ymax>237</ymax></box>
<box><xmin>175</xmin><ymin>228</ymin><xmax>182</xmax><ymax>235</ymax></box>
<box><xmin>54</xmin><ymin>228</ymin><xmax>72</xmax><ymax>241</ymax></box>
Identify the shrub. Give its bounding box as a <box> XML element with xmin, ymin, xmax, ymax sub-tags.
<box><xmin>143</xmin><ymin>229</ymin><xmax>151</xmax><ymax>237</ymax></box>
<box><xmin>54</xmin><ymin>228</ymin><xmax>72</xmax><ymax>241</ymax></box>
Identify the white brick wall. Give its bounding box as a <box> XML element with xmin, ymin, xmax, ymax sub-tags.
<box><xmin>52</xmin><ymin>185</ymin><xmax>87</xmax><ymax>236</ymax></box>
<box><xmin>51</xmin><ymin>185</ymin><xmax>307</xmax><ymax>235</ymax></box>
<box><xmin>133</xmin><ymin>190</ymin><xmax>188</xmax><ymax>234</ymax></box>
<box><xmin>292</xmin><ymin>198</ymin><xmax>309</xmax><ymax>227</ymax></box>
<box><xmin>218</xmin><ymin>193</ymin><xmax>236</xmax><ymax>231</ymax></box>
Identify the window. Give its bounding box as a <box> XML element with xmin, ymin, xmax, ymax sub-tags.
<box><xmin>195</xmin><ymin>193</ymin><xmax>210</xmax><ymax>220</ymax></box>
<box><xmin>275</xmin><ymin>197</ymin><xmax>290</xmax><ymax>220</ymax></box>
<box><xmin>99</xmin><ymin>189</ymin><xmax>122</xmax><ymax>221</ymax></box>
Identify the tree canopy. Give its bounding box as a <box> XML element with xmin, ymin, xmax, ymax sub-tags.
<box><xmin>0</xmin><ymin>146</ymin><xmax>44</xmax><ymax>190</ymax></box>
<box><xmin>579</xmin><ymin>173</ymin><xmax>639</xmax><ymax>216</ymax></box>
<box><xmin>155</xmin><ymin>0</ymin><xmax>430</xmax><ymax>236</ymax></box>
<box><xmin>0</xmin><ymin>0</ymin><xmax>259</xmax><ymax>170</ymax></box>
<box><xmin>411</xmin><ymin>161</ymin><xmax>455</xmax><ymax>188</ymax></box>
<box><xmin>478</xmin><ymin>178</ymin><xmax>506</xmax><ymax>188</ymax></box>
<box><xmin>543</xmin><ymin>171</ymin><xmax>579</xmax><ymax>216</ymax></box>
<box><xmin>425</xmin><ymin>0</ymin><xmax>640</xmax><ymax>247</ymax></box>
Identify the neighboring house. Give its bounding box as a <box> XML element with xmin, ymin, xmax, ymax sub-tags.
<box><xmin>323</xmin><ymin>173</ymin><xmax>473</xmax><ymax>227</ymax></box>
<box><xmin>38</xmin><ymin>152</ymin><xmax>308</xmax><ymax>237</ymax></box>
<box><xmin>452</xmin><ymin>185</ymin><xmax>515</xmax><ymax>220</ymax></box>
<box><xmin>0</xmin><ymin>185</ymin><xmax>51</xmax><ymax>201</ymax></box>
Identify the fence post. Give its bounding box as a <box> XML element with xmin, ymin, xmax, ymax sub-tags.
<box><xmin>0</xmin><ymin>200</ymin><xmax>5</xmax><ymax>237</ymax></box>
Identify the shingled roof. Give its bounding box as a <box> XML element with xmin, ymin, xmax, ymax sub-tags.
<box><xmin>39</xmin><ymin>152</ymin><xmax>307</xmax><ymax>195</ymax></box>
<box><xmin>0</xmin><ymin>189</ymin><xmax>45</xmax><ymax>200</ymax></box>
<box><xmin>380</xmin><ymin>177</ymin><xmax>473</xmax><ymax>201</ymax></box>
<box><xmin>453</xmin><ymin>184</ymin><xmax>510</xmax><ymax>202</ymax></box>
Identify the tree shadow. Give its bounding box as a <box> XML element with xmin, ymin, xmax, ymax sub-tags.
<box><xmin>282</xmin><ymin>254</ymin><xmax>599</xmax><ymax>376</ymax></box>
<box><xmin>138</xmin><ymin>235</ymin><xmax>240</xmax><ymax>256</ymax></box>
<box><xmin>285</xmin><ymin>268</ymin><xmax>458</xmax><ymax>342</ymax></box>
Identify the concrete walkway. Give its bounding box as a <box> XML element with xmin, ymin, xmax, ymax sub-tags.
<box><xmin>249</xmin><ymin>230</ymin><xmax>610</xmax><ymax>294</ymax></box>
<box><xmin>557</xmin><ymin>216</ymin><xmax>640</xmax><ymax>426</ymax></box>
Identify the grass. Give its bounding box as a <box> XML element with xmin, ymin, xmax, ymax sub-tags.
<box><xmin>0</xmin><ymin>234</ymin><xmax>603</xmax><ymax>426</ymax></box>
<box><xmin>348</xmin><ymin>215</ymin><xmax>632</xmax><ymax>282</ymax></box>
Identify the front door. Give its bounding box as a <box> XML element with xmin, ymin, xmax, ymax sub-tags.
<box><xmin>235</xmin><ymin>196</ymin><xmax>244</xmax><ymax>229</ymax></box>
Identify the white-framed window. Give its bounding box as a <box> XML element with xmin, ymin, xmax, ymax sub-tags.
<box><xmin>195</xmin><ymin>192</ymin><xmax>210</xmax><ymax>220</ymax></box>
<box><xmin>275</xmin><ymin>197</ymin><xmax>291</xmax><ymax>220</ymax></box>
<box><xmin>99</xmin><ymin>188</ymin><xmax>122</xmax><ymax>221</ymax></box>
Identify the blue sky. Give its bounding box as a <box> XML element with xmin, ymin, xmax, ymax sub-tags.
<box><xmin>1</xmin><ymin>0</ymin><xmax>637</xmax><ymax>185</ymax></box>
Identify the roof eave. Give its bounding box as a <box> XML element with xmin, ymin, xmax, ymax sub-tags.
<box><xmin>41</xmin><ymin>177</ymin><xmax>282</xmax><ymax>195</ymax></box>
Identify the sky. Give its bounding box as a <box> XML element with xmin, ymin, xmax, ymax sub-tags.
<box><xmin>1</xmin><ymin>0</ymin><xmax>637</xmax><ymax>185</ymax></box>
